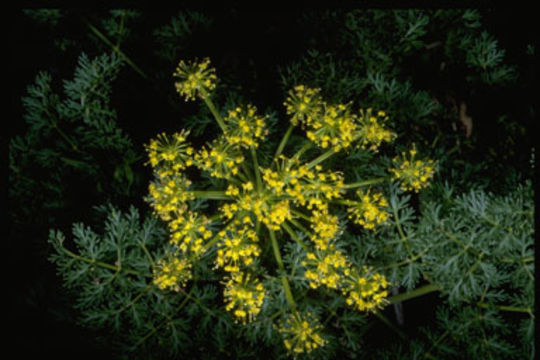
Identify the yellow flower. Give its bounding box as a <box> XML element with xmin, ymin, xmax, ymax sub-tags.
<box><xmin>278</xmin><ymin>312</ymin><xmax>327</xmax><ymax>354</ymax></box>
<box><xmin>223</xmin><ymin>272</ymin><xmax>265</xmax><ymax>323</ymax></box>
<box><xmin>147</xmin><ymin>174</ymin><xmax>194</xmax><ymax>221</ymax></box>
<box><xmin>342</xmin><ymin>266</ymin><xmax>389</xmax><ymax>312</ymax></box>
<box><xmin>152</xmin><ymin>255</ymin><xmax>192</xmax><ymax>291</ymax></box>
<box><xmin>389</xmin><ymin>145</ymin><xmax>437</xmax><ymax>192</ymax></box>
<box><xmin>224</xmin><ymin>105</ymin><xmax>269</xmax><ymax>148</ymax></box>
<box><xmin>283</xmin><ymin>85</ymin><xmax>324</xmax><ymax>126</ymax></box>
<box><xmin>145</xmin><ymin>130</ymin><xmax>194</xmax><ymax>172</ymax></box>
<box><xmin>215</xmin><ymin>218</ymin><xmax>260</xmax><ymax>272</ymax></box>
<box><xmin>168</xmin><ymin>211</ymin><xmax>212</xmax><ymax>256</ymax></box>
<box><xmin>356</xmin><ymin>108</ymin><xmax>395</xmax><ymax>151</ymax></box>
<box><xmin>194</xmin><ymin>138</ymin><xmax>245</xmax><ymax>179</ymax></box>
<box><xmin>173</xmin><ymin>58</ymin><xmax>217</xmax><ymax>101</ymax></box>
<box><xmin>347</xmin><ymin>189</ymin><xmax>390</xmax><ymax>230</ymax></box>
<box><xmin>302</xmin><ymin>246</ymin><xmax>348</xmax><ymax>289</ymax></box>
<box><xmin>305</xmin><ymin>103</ymin><xmax>358</xmax><ymax>152</ymax></box>
<box><xmin>309</xmin><ymin>209</ymin><xmax>340</xmax><ymax>251</ymax></box>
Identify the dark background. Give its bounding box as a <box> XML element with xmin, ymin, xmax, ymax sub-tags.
<box><xmin>7</xmin><ymin>6</ymin><xmax>537</xmax><ymax>359</ymax></box>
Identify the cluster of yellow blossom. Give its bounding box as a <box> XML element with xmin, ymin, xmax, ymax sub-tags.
<box><xmin>223</xmin><ymin>272</ymin><xmax>265</xmax><ymax>323</ymax></box>
<box><xmin>194</xmin><ymin>138</ymin><xmax>245</xmax><ymax>179</ymax></box>
<box><xmin>142</xmin><ymin>57</ymin><xmax>439</xmax><ymax>355</ymax></box>
<box><xmin>389</xmin><ymin>146</ymin><xmax>437</xmax><ymax>192</ymax></box>
<box><xmin>145</xmin><ymin>131</ymin><xmax>194</xmax><ymax>173</ymax></box>
<box><xmin>356</xmin><ymin>108</ymin><xmax>396</xmax><ymax>152</ymax></box>
<box><xmin>224</xmin><ymin>105</ymin><xmax>268</xmax><ymax>148</ymax></box>
<box><xmin>305</xmin><ymin>103</ymin><xmax>358</xmax><ymax>152</ymax></box>
<box><xmin>278</xmin><ymin>312</ymin><xmax>327</xmax><ymax>354</ymax></box>
<box><xmin>221</xmin><ymin>181</ymin><xmax>293</xmax><ymax>231</ymax></box>
<box><xmin>152</xmin><ymin>256</ymin><xmax>192</xmax><ymax>291</ymax></box>
<box><xmin>283</xmin><ymin>85</ymin><xmax>324</xmax><ymax>125</ymax></box>
<box><xmin>173</xmin><ymin>57</ymin><xmax>217</xmax><ymax>101</ymax></box>
<box><xmin>341</xmin><ymin>267</ymin><xmax>389</xmax><ymax>312</ymax></box>
<box><xmin>347</xmin><ymin>189</ymin><xmax>390</xmax><ymax>230</ymax></box>
<box><xmin>215</xmin><ymin>218</ymin><xmax>261</xmax><ymax>273</ymax></box>
<box><xmin>284</xmin><ymin>85</ymin><xmax>395</xmax><ymax>153</ymax></box>
<box><xmin>309</xmin><ymin>210</ymin><xmax>340</xmax><ymax>251</ymax></box>
<box><xmin>262</xmin><ymin>157</ymin><xmax>344</xmax><ymax>210</ymax></box>
<box><xmin>147</xmin><ymin>175</ymin><xmax>194</xmax><ymax>222</ymax></box>
<box><xmin>168</xmin><ymin>211</ymin><xmax>213</xmax><ymax>256</ymax></box>
<box><xmin>302</xmin><ymin>246</ymin><xmax>348</xmax><ymax>289</ymax></box>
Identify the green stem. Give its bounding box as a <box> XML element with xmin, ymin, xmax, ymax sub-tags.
<box><xmin>192</xmin><ymin>190</ymin><xmax>230</xmax><ymax>200</ymax></box>
<box><xmin>500</xmin><ymin>256</ymin><xmax>534</xmax><ymax>263</ymax></box>
<box><xmin>292</xmin><ymin>142</ymin><xmax>312</xmax><ymax>161</ymax></box>
<box><xmin>85</xmin><ymin>20</ymin><xmax>148</xmax><ymax>79</ymax></box>
<box><xmin>476</xmin><ymin>302</ymin><xmax>533</xmax><ymax>315</ymax></box>
<box><xmin>392</xmin><ymin>201</ymin><xmax>413</xmax><ymax>257</ymax></box>
<box><xmin>282</xmin><ymin>222</ymin><xmax>310</xmax><ymax>252</ymax></box>
<box><xmin>291</xmin><ymin>209</ymin><xmax>311</xmax><ymax>222</ymax></box>
<box><xmin>110</xmin><ymin>285</ymin><xmax>152</xmax><ymax>316</ymax></box>
<box><xmin>288</xmin><ymin>218</ymin><xmax>310</xmax><ymax>235</ymax></box>
<box><xmin>61</xmin><ymin>247</ymin><xmax>142</xmax><ymax>277</ymax></box>
<box><xmin>273</xmin><ymin>124</ymin><xmax>294</xmax><ymax>161</ymax></box>
<box><xmin>269</xmin><ymin>229</ymin><xmax>297</xmax><ymax>312</ymax></box>
<box><xmin>307</xmin><ymin>149</ymin><xmax>335</xmax><ymax>169</ymax></box>
<box><xmin>342</xmin><ymin>177</ymin><xmax>389</xmax><ymax>190</ymax></box>
<box><xmin>202</xmin><ymin>95</ymin><xmax>227</xmax><ymax>133</ymax></box>
<box><xmin>250</xmin><ymin>146</ymin><xmax>263</xmax><ymax>192</ymax></box>
<box><xmin>388</xmin><ymin>283</ymin><xmax>441</xmax><ymax>304</ymax></box>
<box><xmin>51</xmin><ymin>122</ymin><xmax>79</xmax><ymax>152</ymax></box>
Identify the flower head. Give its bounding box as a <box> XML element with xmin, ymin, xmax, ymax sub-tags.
<box><xmin>224</xmin><ymin>105</ymin><xmax>269</xmax><ymax>148</ymax></box>
<box><xmin>302</xmin><ymin>246</ymin><xmax>348</xmax><ymax>289</ymax></box>
<box><xmin>145</xmin><ymin>130</ymin><xmax>194</xmax><ymax>172</ymax></box>
<box><xmin>194</xmin><ymin>138</ymin><xmax>245</xmax><ymax>179</ymax></box>
<box><xmin>305</xmin><ymin>103</ymin><xmax>358</xmax><ymax>152</ymax></box>
<box><xmin>284</xmin><ymin>85</ymin><xmax>324</xmax><ymax>126</ymax></box>
<box><xmin>147</xmin><ymin>174</ymin><xmax>194</xmax><ymax>221</ymax></box>
<box><xmin>169</xmin><ymin>211</ymin><xmax>213</xmax><ymax>256</ymax></box>
<box><xmin>152</xmin><ymin>255</ymin><xmax>192</xmax><ymax>291</ymax></box>
<box><xmin>356</xmin><ymin>108</ymin><xmax>395</xmax><ymax>151</ymax></box>
<box><xmin>389</xmin><ymin>145</ymin><xmax>437</xmax><ymax>192</ymax></box>
<box><xmin>223</xmin><ymin>272</ymin><xmax>265</xmax><ymax>323</ymax></box>
<box><xmin>278</xmin><ymin>312</ymin><xmax>327</xmax><ymax>354</ymax></box>
<box><xmin>215</xmin><ymin>218</ymin><xmax>260</xmax><ymax>273</ymax></box>
<box><xmin>173</xmin><ymin>58</ymin><xmax>217</xmax><ymax>101</ymax></box>
<box><xmin>347</xmin><ymin>189</ymin><xmax>390</xmax><ymax>230</ymax></box>
<box><xmin>342</xmin><ymin>267</ymin><xmax>389</xmax><ymax>312</ymax></box>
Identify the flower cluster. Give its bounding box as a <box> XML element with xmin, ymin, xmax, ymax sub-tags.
<box><xmin>284</xmin><ymin>85</ymin><xmax>395</xmax><ymax>153</ymax></box>
<box><xmin>147</xmin><ymin>174</ymin><xmax>194</xmax><ymax>221</ymax></box>
<box><xmin>347</xmin><ymin>189</ymin><xmax>390</xmax><ymax>230</ymax></box>
<box><xmin>152</xmin><ymin>256</ymin><xmax>192</xmax><ymax>291</ymax></box>
<box><xmin>278</xmin><ymin>312</ymin><xmax>327</xmax><ymax>354</ymax></box>
<box><xmin>169</xmin><ymin>211</ymin><xmax>213</xmax><ymax>256</ymax></box>
<box><xmin>302</xmin><ymin>246</ymin><xmax>348</xmax><ymax>289</ymax></box>
<box><xmin>143</xmin><ymin>58</ymin><xmax>439</xmax><ymax>356</ymax></box>
<box><xmin>342</xmin><ymin>267</ymin><xmax>389</xmax><ymax>312</ymax></box>
<box><xmin>145</xmin><ymin>131</ymin><xmax>194</xmax><ymax>174</ymax></box>
<box><xmin>356</xmin><ymin>108</ymin><xmax>396</xmax><ymax>152</ymax></box>
<box><xmin>173</xmin><ymin>57</ymin><xmax>217</xmax><ymax>101</ymax></box>
<box><xmin>215</xmin><ymin>218</ymin><xmax>261</xmax><ymax>273</ymax></box>
<box><xmin>283</xmin><ymin>85</ymin><xmax>324</xmax><ymax>125</ymax></box>
<box><xmin>262</xmin><ymin>158</ymin><xmax>345</xmax><ymax>212</ymax></box>
<box><xmin>224</xmin><ymin>105</ymin><xmax>269</xmax><ymax>148</ymax></box>
<box><xmin>221</xmin><ymin>181</ymin><xmax>293</xmax><ymax>230</ymax></box>
<box><xmin>223</xmin><ymin>272</ymin><xmax>265</xmax><ymax>323</ymax></box>
<box><xmin>194</xmin><ymin>138</ymin><xmax>245</xmax><ymax>179</ymax></box>
<box><xmin>389</xmin><ymin>146</ymin><xmax>437</xmax><ymax>192</ymax></box>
